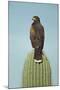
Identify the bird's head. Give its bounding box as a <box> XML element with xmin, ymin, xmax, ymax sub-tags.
<box><xmin>32</xmin><ymin>16</ymin><xmax>40</xmax><ymax>23</ymax></box>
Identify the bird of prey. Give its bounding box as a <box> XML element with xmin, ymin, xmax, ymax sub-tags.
<box><xmin>30</xmin><ymin>16</ymin><xmax>45</xmax><ymax>63</ymax></box>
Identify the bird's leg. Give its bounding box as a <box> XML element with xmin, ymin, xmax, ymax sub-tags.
<box><xmin>34</xmin><ymin>47</ymin><xmax>42</xmax><ymax>60</ymax></box>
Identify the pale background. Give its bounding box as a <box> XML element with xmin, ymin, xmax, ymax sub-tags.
<box><xmin>0</xmin><ymin>0</ymin><xmax>60</xmax><ymax>90</ymax></box>
<box><xmin>8</xmin><ymin>1</ymin><xmax>58</xmax><ymax>88</ymax></box>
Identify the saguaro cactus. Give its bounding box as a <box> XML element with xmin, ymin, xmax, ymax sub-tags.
<box><xmin>22</xmin><ymin>51</ymin><xmax>51</xmax><ymax>87</ymax></box>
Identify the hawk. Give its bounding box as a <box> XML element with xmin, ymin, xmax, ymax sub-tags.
<box><xmin>30</xmin><ymin>16</ymin><xmax>45</xmax><ymax>63</ymax></box>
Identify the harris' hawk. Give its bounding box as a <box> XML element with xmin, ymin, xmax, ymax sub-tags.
<box><xmin>30</xmin><ymin>16</ymin><xmax>45</xmax><ymax>63</ymax></box>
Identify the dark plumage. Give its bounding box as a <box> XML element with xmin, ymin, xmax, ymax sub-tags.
<box><xmin>30</xmin><ymin>16</ymin><xmax>44</xmax><ymax>62</ymax></box>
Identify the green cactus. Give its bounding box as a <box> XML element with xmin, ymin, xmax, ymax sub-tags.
<box><xmin>22</xmin><ymin>51</ymin><xmax>51</xmax><ymax>87</ymax></box>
